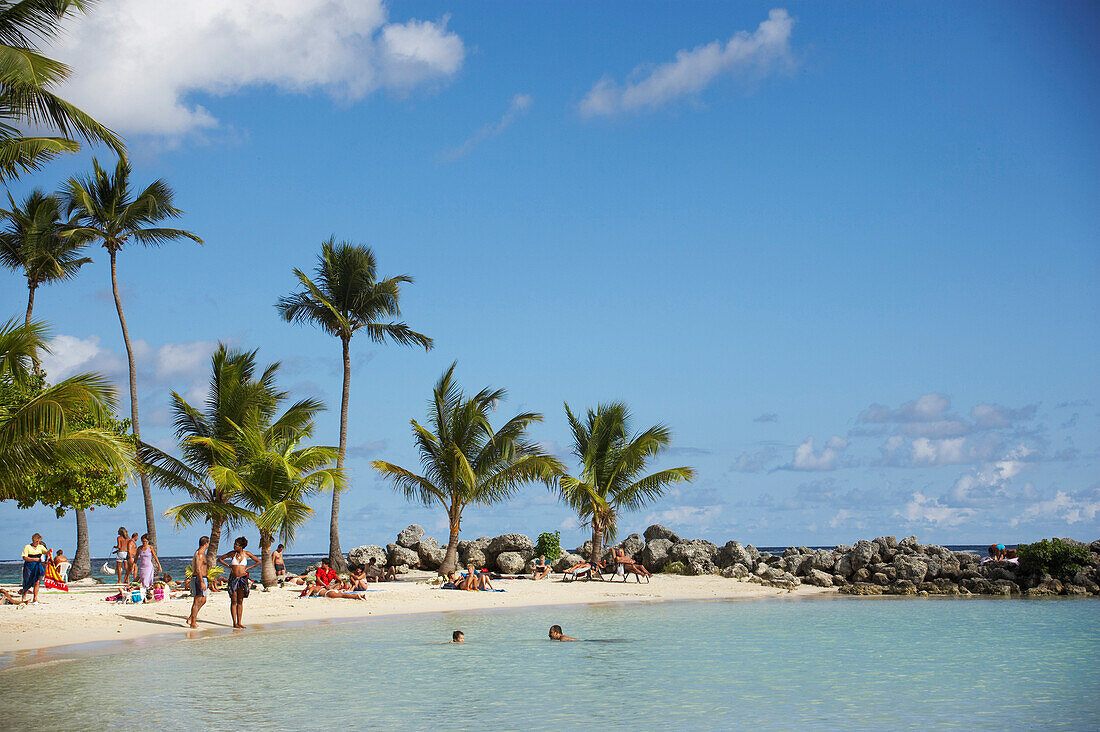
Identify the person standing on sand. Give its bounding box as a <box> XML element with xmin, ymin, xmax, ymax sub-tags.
<box><xmin>135</xmin><ymin>534</ymin><xmax>162</xmax><ymax>592</ymax></box>
<box><xmin>20</xmin><ymin>533</ymin><xmax>50</xmax><ymax>603</ymax></box>
<box><xmin>127</xmin><ymin>533</ymin><xmax>139</xmax><ymax>585</ymax></box>
<box><xmin>218</xmin><ymin>537</ymin><xmax>260</xmax><ymax>629</ymax></box>
<box><xmin>112</xmin><ymin>527</ymin><xmax>129</xmax><ymax>587</ymax></box>
<box><xmin>273</xmin><ymin>544</ymin><xmax>286</xmax><ymax>586</ymax></box>
<box><xmin>186</xmin><ymin>537</ymin><xmax>209</xmax><ymax>628</ymax></box>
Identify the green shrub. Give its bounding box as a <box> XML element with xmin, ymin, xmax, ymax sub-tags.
<box><xmin>1018</xmin><ymin>538</ymin><xmax>1090</xmax><ymax>581</ymax></box>
<box><xmin>662</xmin><ymin>560</ymin><xmax>687</xmax><ymax>575</ymax></box>
<box><xmin>534</xmin><ymin>531</ymin><xmax>563</xmax><ymax>561</ymax></box>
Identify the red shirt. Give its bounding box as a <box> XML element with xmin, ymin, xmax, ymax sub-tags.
<box><xmin>317</xmin><ymin>566</ymin><xmax>337</xmax><ymax>586</ymax></box>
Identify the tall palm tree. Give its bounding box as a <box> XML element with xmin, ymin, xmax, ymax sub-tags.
<box><xmin>0</xmin><ymin>0</ymin><xmax>125</xmax><ymax>181</ymax></box>
<box><xmin>139</xmin><ymin>344</ymin><xmax>287</xmax><ymax>567</ymax></box>
<box><xmin>558</xmin><ymin>402</ymin><xmax>695</xmax><ymax>564</ymax></box>
<box><xmin>277</xmin><ymin>237</ymin><xmax>432</xmax><ymax>571</ymax></box>
<box><xmin>235</xmin><ymin>416</ymin><xmax>341</xmax><ymax>587</ymax></box>
<box><xmin>0</xmin><ymin>317</ymin><xmax>132</xmax><ymax>501</ymax></box>
<box><xmin>0</xmin><ymin>189</ymin><xmax>91</xmax><ymax>328</ymax></box>
<box><xmin>372</xmin><ymin>363</ymin><xmax>562</xmax><ymax>575</ymax></box>
<box><xmin>64</xmin><ymin>157</ymin><xmax>202</xmax><ymax>547</ymax></box>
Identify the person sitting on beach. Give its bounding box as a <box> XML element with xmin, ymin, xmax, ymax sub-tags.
<box><xmin>53</xmin><ymin>550</ymin><xmax>71</xmax><ymax>583</ymax></box>
<box><xmin>532</xmin><ymin>555</ymin><xmax>551</xmax><ymax>581</ymax></box>
<box><xmin>316</xmin><ymin>558</ymin><xmax>338</xmax><ymax>587</ymax></box>
<box><xmin>348</xmin><ymin>565</ymin><xmax>371</xmax><ymax>591</ymax></box>
<box><xmin>451</xmin><ymin>630</ymin><xmax>464</xmax><ymax>643</ymax></box>
<box><xmin>548</xmin><ymin>625</ymin><xmax>577</xmax><ymax>641</ymax></box>
<box><xmin>363</xmin><ymin>557</ymin><xmax>385</xmax><ymax>582</ymax></box>
<box><xmin>457</xmin><ymin>564</ymin><xmax>494</xmax><ymax>591</ymax></box>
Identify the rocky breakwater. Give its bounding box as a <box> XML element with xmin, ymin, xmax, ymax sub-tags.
<box><xmin>346</xmin><ymin>526</ymin><xmax>538</xmax><ymax>574</ymax></box>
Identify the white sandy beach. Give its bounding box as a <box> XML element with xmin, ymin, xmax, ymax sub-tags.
<box><xmin>0</xmin><ymin>573</ymin><xmax>832</xmax><ymax>654</ymax></box>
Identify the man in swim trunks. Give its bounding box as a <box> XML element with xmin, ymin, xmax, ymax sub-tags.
<box><xmin>127</xmin><ymin>533</ymin><xmax>139</xmax><ymax>584</ymax></box>
<box><xmin>273</xmin><ymin>544</ymin><xmax>286</xmax><ymax>586</ymax></box>
<box><xmin>548</xmin><ymin>625</ymin><xmax>577</xmax><ymax>641</ymax></box>
<box><xmin>186</xmin><ymin>537</ymin><xmax>209</xmax><ymax>628</ymax></box>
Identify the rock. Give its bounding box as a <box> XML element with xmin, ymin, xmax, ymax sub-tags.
<box><xmin>888</xmin><ymin>579</ymin><xmax>918</xmax><ymax>595</ymax></box>
<box><xmin>785</xmin><ymin>554</ymin><xmax>808</xmax><ymax>576</ymax></box>
<box><xmin>718</xmin><ymin>541</ymin><xmax>753</xmax><ymax>569</ymax></box>
<box><xmin>553</xmin><ymin>552</ymin><xmax>585</xmax><ymax>572</ymax></box>
<box><xmin>687</xmin><ymin>558</ymin><xmax>717</xmax><ymax>575</ymax></box>
<box><xmin>347</xmin><ymin>545</ymin><xmax>386</xmax><ymax>568</ymax></box>
<box><xmin>870</xmin><ymin>572</ymin><xmax>889</xmax><ymax>586</ymax></box>
<box><xmin>643</xmin><ymin>524</ymin><xmax>681</xmax><ymax>543</ymax></box>
<box><xmin>461</xmin><ymin>547</ymin><xmax>488</xmax><ymax>570</ymax></box>
<box><xmin>898</xmin><ymin>535</ymin><xmax>920</xmax><ymax>552</ymax></box>
<box><xmin>938</xmin><ymin>559</ymin><xmax>962</xmax><ymax>581</ymax></box>
<box><xmin>669</xmin><ymin>539</ymin><xmax>719</xmax><ymax>566</ymax></box>
<box><xmin>852</xmin><ymin>567</ymin><xmax>871</xmax><ymax>583</ymax></box>
<box><xmin>416</xmin><ymin>537</ymin><xmax>446</xmax><ymax>570</ymax></box>
<box><xmin>495</xmin><ymin>551</ymin><xmax>525</xmax><ymax>574</ymax></box>
<box><xmin>487</xmin><ymin>533</ymin><xmax>534</xmax><ymax>556</ymax></box>
<box><xmin>872</xmin><ymin>537</ymin><xmax>896</xmax><ymax>560</ymax></box>
<box><xmin>803</xmin><ymin>569</ymin><xmax>835</xmax><ymax>587</ymax></box>
<box><xmin>617</xmin><ymin>533</ymin><xmax>645</xmax><ymax>558</ymax></box>
<box><xmin>834</xmin><ymin>553</ymin><xmax>854</xmax><ymax>579</ymax></box>
<box><xmin>764</xmin><ymin>571</ymin><xmax>801</xmax><ymax>590</ymax></box>
<box><xmin>1063</xmin><ymin>584</ymin><xmax>1088</xmax><ymax>596</ymax></box>
<box><xmin>745</xmin><ymin>544</ymin><xmax>761</xmax><ymax>563</ymax></box>
<box><xmin>721</xmin><ymin>563</ymin><xmax>751</xmax><ymax>580</ymax></box>
<box><xmin>840</xmin><ymin>582</ymin><xmax>884</xmax><ymax>595</ymax></box>
<box><xmin>991</xmin><ymin>579</ymin><xmax>1019</xmax><ymax>596</ymax></box>
<box><xmin>396</xmin><ymin>524</ymin><xmax>425</xmax><ymax>549</ymax></box>
<box><xmin>809</xmin><ymin>550</ymin><xmax>835</xmax><ymax>572</ymax></box>
<box><xmin>641</xmin><ymin>539</ymin><xmax>673</xmax><ymax>572</ymax></box>
<box><xmin>850</xmin><ymin>540</ymin><xmax>875</xmax><ymax>570</ymax></box>
<box><xmin>923</xmin><ymin>557</ymin><xmax>942</xmax><ymax>580</ymax></box>
<box><xmin>893</xmin><ymin>555</ymin><xmax>928</xmax><ymax>583</ymax></box>
<box><xmin>387</xmin><ymin>543</ymin><xmax>419</xmax><ymax>568</ymax></box>
<box><xmin>758</xmin><ymin>566</ymin><xmax>785</xmax><ymax>581</ymax></box>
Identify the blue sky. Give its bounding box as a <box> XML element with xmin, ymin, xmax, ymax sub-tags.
<box><xmin>2</xmin><ymin>1</ymin><xmax>1098</xmax><ymax>557</ymax></box>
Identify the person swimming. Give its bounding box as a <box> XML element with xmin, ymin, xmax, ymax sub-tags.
<box><xmin>451</xmin><ymin>630</ymin><xmax>464</xmax><ymax>643</ymax></box>
<box><xmin>548</xmin><ymin>624</ymin><xmax>577</xmax><ymax>641</ymax></box>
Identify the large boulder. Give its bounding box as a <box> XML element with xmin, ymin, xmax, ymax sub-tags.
<box><xmin>834</xmin><ymin>553</ymin><xmax>854</xmax><ymax>579</ymax></box>
<box><xmin>396</xmin><ymin>524</ymin><xmax>425</xmax><ymax>549</ymax></box>
<box><xmin>721</xmin><ymin>563</ymin><xmax>751</xmax><ymax>579</ymax></box>
<box><xmin>718</xmin><ymin>541</ymin><xmax>755</xmax><ymax>569</ymax></box>
<box><xmin>850</xmin><ymin>540</ymin><xmax>876</xmax><ymax>570</ymax></box>
<box><xmin>487</xmin><ymin>533</ymin><xmax>534</xmax><ymax>556</ymax></box>
<box><xmin>386</xmin><ymin>543</ymin><xmax>420</xmax><ymax>568</ymax></box>
<box><xmin>893</xmin><ymin>554</ymin><xmax>928</xmax><ymax>583</ymax></box>
<box><xmin>898</xmin><ymin>535</ymin><xmax>920</xmax><ymax>552</ymax></box>
<box><xmin>669</xmin><ymin>539</ymin><xmax>719</xmax><ymax>566</ymax></box>
<box><xmin>641</xmin><ymin>539</ymin><xmax>673</xmax><ymax>571</ymax></box>
<box><xmin>785</xmin><ymin>554</ymin><xmax>809</xmax><ymax>576</ymax></box>
<box><xmin>347</xmin><ymin>545</ymin><xmax>386</xmax><ymax>568</ymax></box>
<box><xmin>809</xmin><ymin>550</ymin><xmax>836</xmax><ymax>572</ymax></box>
<box><xmin>803</xmin><ymin>569</ymin><xmax>835</xmax><ymax>587</ymax></box>
<box><xmin>495</xmin><ymin>551</ymin><xmax>526</xmax><ymax>574</ymax></box>
<box><xmin>686</xmin><ymin>558</ymin><xmax>717</xmax><ymax>576</ymax></box>
<box><xmin>461</xmin><ymin>547</ymin><xmax>488</xmax><ymax>570</ymax></box>
<box><xmin>553</xmin><ymin>552</ymin><xmax>585</xmax><ymax>572</ymax></box>
<box><xmin>416</xmin><ymin>537</ymin><xmax>446</xmax><ymax>570</ymax></box>
<box><xmin>617</xmin><ymin>533</ymin><xmax>645</xmax><ymax>558</ymax></box>
<box><xmin>643</xmin><ymin>524</ymin><xmax>681</xmax><ymax>543</ymax></box>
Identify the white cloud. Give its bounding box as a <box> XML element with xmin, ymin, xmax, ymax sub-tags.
<box><xmin>730</xmin><ymin>446</ymin><xmax>778</xmax><ymax>473</ymax></box>
<box><xmin>861</xmin><ymin>393</ymin><xmax>952</xmax><ymax>424</ymax></box>
<box><xmin>788</xmin><ymin>436</ymin><xmax>847</xmax><ymax>471</ymax></box>
<box><xmin>46</xmin><ymin>0</ymin><xmax>465</xmax><ymax>136</ymax></box>
<box><xmin>897</xmin><ymin>492</ymin><xmax>975</xmax><ymax>527</ymax></box>
<box><xmin>1017</xmin><ymin>490</ymin><xmax>1100</xmax><ymax>526</ymax></box>
<box><xmin>579</xmin><ymin>8</ymin><xmax>796</xmax><ymax>117</ymax></box>
<box><xmin>39</xmin><ymin>334</ymin><xmax>124</xmax><ymax>381</ymax></box>
<box><xmin>441</xmin><ymin>93</ymin><xmax>533</xmax><ymax>162</ymax></box>
<box><xmin>911</xmin><ymin>437</ymin><xmax>968</xmax><ymax>466</ymax></box>
<box><xmin>644</xmin><ymin>505</ymin><xmax>722</xmax><ymax>533</ymax></box>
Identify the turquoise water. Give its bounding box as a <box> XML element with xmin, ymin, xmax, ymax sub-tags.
<box><xmin>1</xmin><ymin>597</ymin><xmax>1097</xmax><ymax>730</ymax></box>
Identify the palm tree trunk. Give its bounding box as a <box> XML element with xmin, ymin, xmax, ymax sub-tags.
<box><xmin>24</xmin><ymin>282</ymin><xmax>35</xmax><ymax>325</ymax></box>
<box><xmin>70</xmin><ymin>507</ymin><xmax>91</xmax><ymax>581</ymax></box>
<box><xmin>260</xmin><ymin>532</ymin><xmax>275</xmax><ymax>588</ymax></box>
<box><xmin>440</xmin><ymin>513</ymin><xmax>461</xmax><ymax>576</ymax></box>
<box><xmin>110</xmin><ymin>248</ymin><xmax>157</xmax><ymax>548</ymax></box>
<box><xmin>329</xmin><ymin>335</ymin><xmax>351</xmax><ymax>573</ymax></box>
<box><xmin>590</xmin><ymin>521</ymin><xmax>604</xmax><ymax>566</ymax></box>
<box><xmin>205</xmin><ymin>515</ymin><xmax>224</xmax><ymax>569</ymax></box>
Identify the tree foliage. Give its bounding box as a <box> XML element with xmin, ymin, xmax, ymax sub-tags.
<box><xmin>1018</xmin><ymin>538</ymin><xmax>1091</xmax><ymax>581</ymax></box>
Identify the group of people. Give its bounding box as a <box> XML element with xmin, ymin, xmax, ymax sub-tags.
<box><xmin>186</xmin><ymin>535</ymin><xmax>261</xmax><ymax>629</ymax></box>
<box><xmin>447</xmin><ymin>625</ymin><xmax>579</xmax><ymax>643</ymax></box>
<box><xmin>111</xmin><ymin>527</ymin><xmax>163</xmax><ymax>592</ymax></box>
<box><xmin>3</xmin><ymin>533</ymin><xmax>74</xmax><ymax>606</ymax></box>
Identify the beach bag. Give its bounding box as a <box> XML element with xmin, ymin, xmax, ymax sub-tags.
<box><xmin>129</xmin><ymin>590</ymin><xmax>143</xmax><ymax>604</ymax></box>
<box><xmin>153</xmin><ymin>588</ymin><xmax>166</xmax><ymax>601</ymax></box>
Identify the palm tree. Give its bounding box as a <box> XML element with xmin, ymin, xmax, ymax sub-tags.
<box><xmin>0</xmin><ymin>317</ymin><xmax>132</xmax><ymax>501</ymax></box>
<box><xmin>64</xmin><ymin>157</ymin><xmax>202</xmax><ymax>547</ymax></box>
<box><xmin>234</xmin><ymin>416</ymin><xmax>341</xmax><ymax>587</ymax></box>
<box><xmin>277</xmin><ymin>237</ymin><xmax>432</xmax><ymax>571</ymax></box>
<box><xmin>0</xmin><ymin>189</ymin><xmax>91</xmax><ymax>328</ymax></box>
<box><xmin>558</xmin><ymin>402</ymin><xmax>695</xmax><ymax>564</ymax></box>
<box><xmin>139</xmin><ymin>345</ymin><xmax>286</xmax><ymax>567</ymax></box>
<box><xmin>372</xmin><ymin>363</ymin><xmax>562</xmax><ymax>575</ymax></box>
<box><xmin>0</xmin><ymin>0</ymin><xmax>126</xmax><ymax>181</ymax></box>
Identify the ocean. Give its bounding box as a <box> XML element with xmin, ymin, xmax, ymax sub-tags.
<box><xmin>0</xmin><ymin>595</ymin><xmax>1095</xmax><ymax>730</ymax></box>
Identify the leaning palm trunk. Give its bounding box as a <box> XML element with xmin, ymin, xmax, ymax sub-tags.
<box><xmin>110</xmin><ymin>249</ymin><xmax>157</xmax><ymax>547</ymax></box>
<box><xmin>590</xmin><ymin>521</ymin><xmax>605</xmax><ymax>566</ymax></box>
<box><xmin>260</xmin><ymin>533</ymin><xmax>276</xmax><ymax>588</ymax></box>
<box><xmin>71</xmin><ymin>507</ymin><xmax>91</xmax><ymax>581</ymax></box>
<box><xmin>440</xmin><ymin>517</ymin><xmax>461</xmax><ymax>575</ymax></box>
<box><xmin>205</xmin><ymin>515</ymin><xmax>224</xmax><ymax>569</ymax></box>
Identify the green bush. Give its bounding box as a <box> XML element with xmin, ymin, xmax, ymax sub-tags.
<box><xmin>662</xmin><ymin>560</ymin><xmax>687</xmax><ymax>575</ymax></box>
<box><xmin>534</xmin><ymin>531</ymin><xmax>562</xmax><ymax>561</ymax></box>
<box><xmin>1018</xmin><ymin>538</ymin><xmax>1090</xmax><ymax>581</ymax></box>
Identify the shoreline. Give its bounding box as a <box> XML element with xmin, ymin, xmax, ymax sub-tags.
<box><xmin>0</xmin><ymin>572</ymin><xmax>833</xmax><ymax>660</ymax></box>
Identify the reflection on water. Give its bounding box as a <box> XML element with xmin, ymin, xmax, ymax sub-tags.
<box><xmin>1</xmin><ymin>596</ymin><xmax>1098</xmax><ymax>731</ymax></box>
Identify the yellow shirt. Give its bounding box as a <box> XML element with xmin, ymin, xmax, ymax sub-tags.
<box><xmin>22</xmin><ymin>543</ymin><xmax>47</xmax><ymax>561</ymax></box>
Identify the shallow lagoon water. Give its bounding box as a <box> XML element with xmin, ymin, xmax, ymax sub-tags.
<box><xmin>2</xmin><ymin>596</ymin><xmax>1097</xmax><ymax>730</ymax></box>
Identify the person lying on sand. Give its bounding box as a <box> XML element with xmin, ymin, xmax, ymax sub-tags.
<box><xmin>1</xmin><ymin>588</ymin><xmax>27</xmax><ymax>606</ymax></box>
<box><xmin>300</xmin><ymin>581</ymin><xmax>366</xmax><ymax>600</ymax></box>
<box><xmin>548</xmin><ymin>625</ymin><xmax>577</xmax><ymax>641</ymax></box>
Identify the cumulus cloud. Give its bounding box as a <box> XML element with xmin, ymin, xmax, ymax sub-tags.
<box><xmin>786</xmin><ymin>436</ymin><xmax>848</xmax><ymax>472</ymax></box>
<box><xmin>45</xmin><ymin>0</ymin><xmax>465</xmax><ymax>136</ymax></box>
<box><xmin>947</xmin><ymin>445</ymin><xmax>1034</xmax><ymax>506</ymax></box>
<box><xmin>441</xmin><ymin>93</ymin><xmax>532</xmax><ymax>162</ymax></box>
<box><xmin>860</xmin><ymin>393</ymin><xmax>1036</xmax><ymax>440</ymax></box>
<box><xmin>1015</xmin><ymin>487</ymin><xmax>1100</xmax><ymax>526</ymax></box>
<box><xmin>970</xmin><ymin>403</ymin><xmax>1038</xmax><ymax>430</ymax></box>
<box><xmin>753</xmin><ymin>413</ymin><xmax>778</xmax><ymax>423</ymax></box>
<box><xmin>896</xmin><ymin>492</ymin><xmax>975</xmax><ymax>527</ymax></box>
<box><xmin>39</xmin><ymin>334</ymin><xmax>123</xmax><ymax>382</ymax></box>
<box><xmin>578</xmin><ymin>8</ymin><xmax>796</xmax><ymax>117</ymax></box>
<box><xmin>861</xmin><ymin>393</ymin><xmax>952</xmax><ymax>424</ymax></box>
<box><xmin>730</xmin><ymin>446</ymin><xmax>779</xmax><ymax>473</ymax></box>
<box><xmin>644</xmin><ymin>504</ymin><xmax>722</xmax><ymax>533</ymax></box>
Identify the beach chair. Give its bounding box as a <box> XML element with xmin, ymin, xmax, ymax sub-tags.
<box><xmin>621</xmin><ymin>562</ymin><xmax>650</xmax><ymax>583</ymax></box>
<box><xmin>562</xmin><ymin>561</ymin><xmax>606</xmax><ymax>582</ymax></box>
